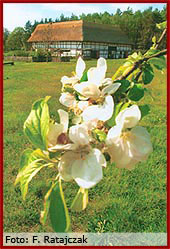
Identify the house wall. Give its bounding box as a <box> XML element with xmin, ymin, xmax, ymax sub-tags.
<box><xmin>32</xmin><ymin>41</ymin><xmax>132</xmax><ymax>59</ymax></box>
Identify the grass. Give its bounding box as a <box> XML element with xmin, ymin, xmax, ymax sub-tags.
<box><xmin>3</xmin><ymin>59</ymin><xmax>167</xmax><ymax>233</ymax></box>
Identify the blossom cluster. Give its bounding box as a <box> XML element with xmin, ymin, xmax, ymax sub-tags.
<box><xmin>47</xmin><ymin>57</ymin><xmax>153</xmax><ymax>189</ymax></box>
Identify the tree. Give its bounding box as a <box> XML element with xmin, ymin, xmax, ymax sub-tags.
<box><xmin>3</xmin><ymin>28</ymin><xmax>10</xmax><ymax>51</ymax></box>
<box><xmin>6</xmin><ymin>27</ymin><xmax>27</xmax><ymax>50</ymax></box>
<box><xmin>24</xmin><ymin>21</ymin><xmax>33</xmax><ymax>50</ymax></box>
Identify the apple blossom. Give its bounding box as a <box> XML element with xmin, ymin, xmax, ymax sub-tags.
<box><xmin>106</xmin><ymin>105</ymin><xmax>153</xmax><ymax>170</ymax></box>
<box><xmin>49</xmin><ymin>121</ymin><xmax>106</xmax><ymax>188</ymax></box>
<box><xmin>47</xmin><ymin>109</ymin><xmax>69</xmax><ymax>148</ymax></box>
<box><xmin>74</xmin><ymin>81</ymin><xmax>121</xmax><ymax>122</ymax></box>
<box><xmin>61</xmin><ymin>57</ymin><xmax>86</xmax><ymax>85</ymax></box>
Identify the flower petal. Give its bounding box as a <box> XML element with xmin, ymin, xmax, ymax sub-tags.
<box><xmin>59</xmin><ymin>93</ymin><xmax>76</xmax><ymax>108</ymax></box>
<box><xmin>102</xmin><ymin>83</ymin><xmax>121</xmax><ymax>96</ymax></box>
<box><xmin>71</xmin><ymin>149</ymin><xmax>103</xmax><ymax>189</ymax></box>
<box><xmin>116</xmin><ymin>105</ymin><xmax>141</xmax><ymax>129</ymax></box>
<box><xmin>97</xmin><ymin>57</ymin><xmax>107</xmax><ymax>70</ymax></box>
<box><xmin>74</xmin><ymin>81</ymin><xmax>90</xmax><ymax>95</ymax></box>
<box><xmin>74</xmin><ymin>82</ymin><xmax>101</xmax><ymax>99</ymax></box>
<box><xmin>47</xmin><ymin>123</ymin><xmax>64</xmax><ymax>147</ymax></box>
<box><xmin>106</xmin><ymin>125</ymin><xmax>123</xmax><ymax>146</ymax></box>
<box><xmin>128</xmin><ymin>126</ymin><xmax>153</xmax><ymax>161</ymax></box>
<box><xmin>49</xmin><ymin>143</ymin><xmax>77</xmax><ymax>152</ymax></box>
<box><xmin>58</xmin><ymin>109</ymin><xmax>68</xmax><ymax>133</ymax></box>
<box><xmin>61</xmin><ymin>76</ymin><xmax>79</xmax><ymax>85</ymax></box>
<box><xmin>69</xmin><ymin>124</ymin><xmax>89</xmax><ymax>146</ymax></box>
<box><xmin>87</xmin><ymin>67</ymin><xmax>105</xmax><ymax>87</ymax></box>
<box><xmin>102</xmin><ymin>78</ymin><xmax>113</xmax><ymax>86</ymax></box>
<box><xmin>107</xmin><ymin>137</ymin><xmax>133</xmax><ymax>168</ymax></box>
<box><xmin>83</xmin><ymin>119</ymin><xmax>98</xmax><ymax>130</ymax></box>
<box><xmin>58</xmin><ymin>151</ymin><xmax>79</xmax><ymax>181</ymax></box>
<box><xmin>77</xmin><ymin>101</ymin><xmax>89</xmax><ymax>111</ymax></box>
<box><xmin>94</xmin><ymin>148</ymin><xmax>107</xmax><ymax>167</ymax></box>
<box><xmin>106</xmin><ymin>126</ymin><xmax>152</xmax><ymax>170</ymax></box>
<box><xmin>76</xmin><ymin>57</ymin><xmax>86</xmax><ymax>79</ymax></box>
<box><xmin>82</xmin><ymin>95</ymin><xmax>114</xmax><ymax>122</ymax></box>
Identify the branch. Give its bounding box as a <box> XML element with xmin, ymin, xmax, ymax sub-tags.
<box><xmin>132</xmin><ymin>28</ymin><xmax>167</xmax><ymax>82</ymax></box>
<box><xmin>115</xmin><ymin>49</ymin><xmax>167</xmax><ymax>81</ymax></box>
<box><xmin>155</xmin><ymin>28</ymin><xmax>167</xmax><ymax>49</ymax></box>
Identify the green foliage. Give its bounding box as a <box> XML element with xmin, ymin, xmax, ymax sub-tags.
<box><xmin>112</xmin><ymin>63</ymin><xmax>133</xmax><ymax>81</ymax></box>
<box><xmin>49</xmin><ymin>180</ymin><xmax>71</xmax><ymax>232</ymax></box>
<box><xmin>3</xmin><ymin>60</ymin><xmax>166</xmax><ymax>234</ymax></box>
<box><xmin>4</xmin><ymin>7</ymin><xmax>166</xmax><ymax>54</ymax></box>
<box><xmin>92</xmin><ymin>129</ymin><xmax>107</xmax><ymax>142</ymax></box>
<box><xmin>156</xmin><ymin>21</ymin><xmax>166</xmax><ymax>30</ymax></box>
<box><xmin>138</xmin><ymin>104</ymin><xmax>150</xmax><ymax>119</ymax></box>
<box><xmin>4</xmin><ymin>50</ymin><xmax>30</xmax><ymax>57</ymax></box>
<box><xmin>40</xmin><ymin>183</ymin><xmax>53</xmax><ymax>225</ymax></box>
<box><xmin>6</xmin><ymin>27</ymin><xmax>27</xmax><ymax>51</ymax></box>
<box><xmin>115</xmin><ymin>79</ymin><xmax>130</xmax><ymax>93</ymax></box>
<box><xmin>152</xmin><ymin>36</ymin><xmax>156</xmax><ymax>45</ymax></box>
<box><xmin>63</xmin><ymin>85</ymin><xmax>74</xmax><ymax>94</ymax></box>
<box><xmin>107</xmin><ymin>102</ymin><xmax>123</xmax><ymax>127</ymax></box>
<box><xmin>71</xmin><ymin>187</ymin><xmax>88</xmax><ymax>212</ymax></box>
<box><xmin>145</xmin><ymin>48</ymin><xmax>159</xmax><ymax>56</ymax></box>
<box><xmin>15</xmin><ymin>149</ymin><xmax>48</xmax><ymax>200</ymax></box>
<box><xmin>142</xmin><ymin>63</ymin><xmax>154</xmax><ymax>84</ymax></box>
<box><xmin>128</xmin><ymin>84</ymin><xmax>144</xmax><ymax>101</ymax></box>
<box><xmin>80</xmin><ymin>71</ymin><xmax>88</xmax><ymax>82</ymax></box>
<box><xmin>32</xmin><ymin>49</ymin><xmax>52</xmax><ymax>62</ymax></box>
<box><xmin>3</xmin><ymin>28</ymin><xmax>10</xmax><ymax>51</ymax></box>
<box><xmin>149</xmin><ymin>56</ymin><xmax>166</xmax><ymax>71</ymax></box>
<box><xmin>24</xmin><ymin>96</ymin><xmax>51</xmax><ymax>151</ymax></box>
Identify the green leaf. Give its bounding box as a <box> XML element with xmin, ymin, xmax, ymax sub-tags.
<box><xmin>139</xmin><ymin>104</ymin><xmax>150</xmax><ymax>119</ymax></box>
<box><xmin>114</xmin><ymin>79</ymin><xmax>130</xmax><ymax>93</ymax></box>
<box><xmin>144</xmin><ymin>88</ymin><xmax>155</xmax><ymax>101</ymax></box>
<box><xmin>72</xmin><ymin>115</ymin><xmax>82</xmax><ymax>124</ymax></box>
<box><xmin>142</xmin><ymin>63</ymin><xmax>154</xmax><ymax>84</ymax></box>
<box><xmin>120</xmin><ymin>102</ymin><xmax>131</xmax><ymax>112</ymax></box>
<box><xmin>152</xmin><ymin>36</ymin><xmax>156</xmax><ymax>44</ymax></box>
<box><xmin>40</xmin><ymin>184</ymin><xmax>53</xmax><ymax>225</ymax></box>
<box><xmin>49</xmin><ymin>180</ymin><xmax>71</xmax><ymax>232</ymax></box>
<box><xmin>128</xmin><ymin>84</ymin><xmax>144</xmax><ymax>101</ymax></box>
<box><xmin>15</xmin><ymin>149</ymin><xmax>47</xmax><ymax>200</ymax></box>
<box><xmin>128</xmin><ymin>52</ymin><xmax>143</xmax><ymax>61</ymax></box>
<box><xmin>80</xmin><ymin>71</ymin><xmax>88</xmax><ymax>82</ymax></box>
<box><xmin>156</xmin><ymin>21</ymin><xmax>166</xmax><ymax>30</ymax></box>
<box><xmin>145</xmin><ymin>49</ymin><xmax>159</xmax><ymax>56</ymax></box>
<box><xmin>71</xmin><ymin>187</ymin><xmax>88</xmax><ymax>212</ymax></box>
<box><xmin>107</xmin><ymin>102</ymin><xmax>123</xmax><ymax>127</ymax></box>
<box><xmin>63</xmin><ymin>85</ymin><xmax>74</xmax><ymax>94</ymax></box>
<box><xmin>23</xmin><ymin>96</ymin><xmax>50</xmax><ymax>150</ymax></box>
<box><xmin>149</xmin><ymin>57</ymin><xmax>166</xmax><ymax>70</ymax></box>
<box><xmin>92</xmin><ymin>129</ymin><xmax>107</xmax><ymax>142</ymax></box>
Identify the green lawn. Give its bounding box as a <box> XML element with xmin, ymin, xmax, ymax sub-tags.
<box><xmin>3</xmin><ymin>59</ymin><xmax>167</xmax><ymax>233</ymax></box>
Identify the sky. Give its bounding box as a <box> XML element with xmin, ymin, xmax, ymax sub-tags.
<box><xmin>3</xmin><ymin>3</ymin><xmax>166</xmax><ymax>32</ymax></box>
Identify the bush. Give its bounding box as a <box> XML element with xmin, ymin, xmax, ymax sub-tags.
<box><xmin>32</xmin><ymin>49</ymin><xmax>52</xmax><ymax>62</ymax></box>
<box><xmin>4</xmin><ymin>50</ymin><xmax>30</xmax><ymax>57</ymax></box>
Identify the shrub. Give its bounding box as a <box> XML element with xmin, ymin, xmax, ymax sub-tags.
<box><xmin>4</xmin><ymin>50</ymin><xmax>30</xmax><ymax>57</ymax></box>
<box><xmin>32</xmin><ymin>49</ymin><xmax>52</xmax><ymax>62</ymax></box>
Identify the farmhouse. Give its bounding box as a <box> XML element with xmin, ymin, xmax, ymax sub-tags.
<box><xmin>28</xmin><ymin>20</ymin><xmax>133</xmax><ymax>59</ymax></box>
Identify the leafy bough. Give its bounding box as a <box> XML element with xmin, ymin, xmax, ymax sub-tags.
<box><xmin>15</xmin><ymin>21</ymin><xmax>167</xmax><ymax>232</ymax></box>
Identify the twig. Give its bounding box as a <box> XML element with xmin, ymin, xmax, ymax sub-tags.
<box><xmin>115</xmin><ymin>49</ymin><xmax>167</xmax><ymax>81</ymax></box>
<box><xmin>155</xmin><ymin>28</ymin><xmax>167</xmax><ymax>49</ymax></box>
<box><xmin>131</xmin><ymin>28</ymin><xmax>167</xmax><ymax>82</ymax></box>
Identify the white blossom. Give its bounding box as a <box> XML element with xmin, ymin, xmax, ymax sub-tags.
<box><xmin>61</xmin><ymin>57</ymin><xmax>86</xmax><ymax>85</ymax></box>
<box><xmin>49</xmin><ymin>122</ymin><xmax>106</xmax><ymax>188</ymax></box>
<box><xmin>74</xmin><ymin>81</ymin><xmax>120</xmax><ymax>122</ymax></box>
<box><xmin>106</xmin><ymin>105</ymin><xmax>153</xmax><ymax>170</ymax></box>
<box><xmin>47</xmin><ymin>109</ymin><xmax>69</xmax><ymax>148</ymax></box>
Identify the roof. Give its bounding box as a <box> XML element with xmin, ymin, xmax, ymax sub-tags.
<box><xmin>28</xmin><ymin>20</ymin><xmax>133</xmax><ymax>45</ymax></box>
